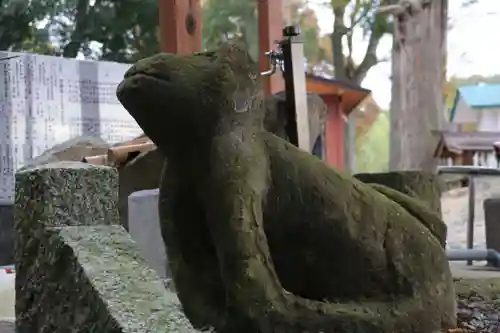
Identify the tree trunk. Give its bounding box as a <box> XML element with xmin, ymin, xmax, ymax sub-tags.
<box><xmin>389</xmin><ymin>0</ymin><xmax>448</xmax><ymax>171</ymax></box>
<box><xmin>62</xmin><ymin>0</ymin><xmax>92</xmax><ymax>58</ymax></box>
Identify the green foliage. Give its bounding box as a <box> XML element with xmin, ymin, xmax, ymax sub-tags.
<box><xmin>356</xmin><ymin>111</ymin><xmax>389</xmax><ymax>173</ymax></box>
<box><xmin>95</xmin><ymin>0</ymin><xmax>160</xmax><ymax>62</ymax></box>
<box><xmin>202</xmin><ymin>0</ymin><xmax>259</xmax><ymax>60</ymax></box>
<box><xmin>46</xmin><ymin>0</ymin><xmax>160</xmax><ymax>61</ymax></box>
<box><xmin>0</xmin><ymin>0</ymin><xmax>478</xmax><ymax>68</ymax></box>
<box><xmin>355</xmin><ymin>0</ymin><xmax>391</xmax><ymax>39</ymax></box>
<box><xmin>0</xmin><ymin>0</ymin><xmax>52</xmax><ymax>51</ymax></box>
<box><xmin>298</xmin><ymin>9</ymin><xmax>327</xmax><ymax>65</ymax></box>
<box><xmin>202</xmin><ymin>0</ymin><xmax>327</xmax><ymax>65</ymax></box>
<box><xmin>0</xmin><ymin>0</ymin><xmax>161</xmax><ymax>61</ymax></box>
<box><xmin>1</xmin><ymin>0</ymin><xmax>325</xmax><ymax>66</ymax></box>
<box><xmin>327</xmin><ymin>0</ymin><xmax>394</xmax><ymax>83</ymax></box>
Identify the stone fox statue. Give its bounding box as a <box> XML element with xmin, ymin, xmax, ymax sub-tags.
<box><xmin>116</xmin><ymin>43</ymin><xmax>456</xmax><ymax>333</ymax></box>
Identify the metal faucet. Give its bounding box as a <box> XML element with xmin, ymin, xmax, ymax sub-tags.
<box><xmin>260</xmin><ymin>26</ymin><xmax>301</xmax><ymax>77</ymax></box>
<box><xmin>260</xmin><ymin>48</ymin><xmax>283</xmax><ymax>76</ymax></box>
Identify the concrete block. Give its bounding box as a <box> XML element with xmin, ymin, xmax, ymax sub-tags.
<box><xmin>128</xmin><ymin>188</ymin><xmax>168</xmax><ymax>279</ymax></box>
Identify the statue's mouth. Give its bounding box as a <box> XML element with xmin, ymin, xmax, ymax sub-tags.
<box><xmin>125</xmin><ymin>70</ymin><xmax>171</xmax><ymax>84</ymax></box>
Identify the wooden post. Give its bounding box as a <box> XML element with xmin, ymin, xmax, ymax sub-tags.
<box><xmin>159</xmin><ymin>0</ymin><xmax>202</xmax><ymax>54</ymax></box>
<box><xmin>258</xmin><ymin>0</ymin><xmax>285</xmax><ymax>95</ymax></box>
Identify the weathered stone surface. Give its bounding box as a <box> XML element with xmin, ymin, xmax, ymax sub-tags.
<box><xmin>116</xmin><ymin>92</ymin><xmax>327</xmax><ymax>230</ymax></box>
<box><xmin>16</xmin><ymin>224</ymin><xmax>198</xmax><ymax>333</ymax></box>
<box><xmin>354</xmin><ymin>171</ymin><xmax>447</xmax><ymax>247</ymax></box>
<box><xmin>15</xmin><ymin>162</ymin><xmax>119</xmax><ymax>332</ymax></box>
<box><xmin>15</xmin><ymin>161</ymin><xmax>201</xmax><ymax>332</ymax></box>
<box><xmin>369</xmin><ymin>182</ymin><xmax>447</xmax><ymax>247</ymax></box>
<box><xmin>15</xmin><ymin>161</ymin><xmax>119</xmax><ymax>227</ymax></box>
<box><xmin>117</xmin><ymin>42</ymin><xmax>457</xmax><ymax>332</ymax></box>
<box><xmin>0</xmin><ymin>138</ymin><xmax>110</xmax><ymax>266</ymax></box>
<box><xmin>354</xmin><ymin>170</ymin><xmax>442</xmax><ymax>214</ymax></box>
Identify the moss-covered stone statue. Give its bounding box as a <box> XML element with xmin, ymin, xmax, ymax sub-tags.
<box><xmin>116</xmin><ymin>42</ymin><xmax>456</xmax><ymax>333</ymax></box>
<box><xmin>117</xmin><ymin>92</ymin><xmax>326</xmax><ymax>230</ymax></box>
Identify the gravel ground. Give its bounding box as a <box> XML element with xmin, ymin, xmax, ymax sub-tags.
<box><xmin>453</xmin><ymin>277</ymin><xmax>500</xmax><ymax>333</ymax></box>
<box><xmin>442</xmin><ymin>176</ymin><xmax>500</xmax><ymax>250</ymax></box>
<box><xmin>443</xmin><ymin>176</ymin><xmax>500</xmax><ymax>332</ymax></box>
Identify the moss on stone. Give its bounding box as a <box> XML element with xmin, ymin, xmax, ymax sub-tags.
<box><xmin>368</xmin><ymin>182</ymin><xmax>447</xmax><ymax>247</ymax></box>
<box><xmin>16</xmin><ymin>225</ymin><xmax>201</xmax><ymax>333</ymax></box>
<box><xmin>354</xmin><ymin>171</ymin><xmax>447</xmax><ymax>246</ymax></box>
<box><xmin>116</xmin><ymin>93</ymin><xmax>327</xmax><ymax>230</ymax></box>
<box><xmin>117</xmin><ymin>42</ymin><xmax>457</xmax><ymax>333</ymax></box>
<box><xmin>355</xmin><ymin>170</ymin><xmax>442</xmax><ymax>214</ymax></box>
<box><xmin>15</xmin><ymin>161</ymin><xmax>202</xmax><ymax>333</ymax></box>
<box><xmin>15</xmin><ymin>161</ymin><xmax>119</xmax><ymax>228</ymax></box>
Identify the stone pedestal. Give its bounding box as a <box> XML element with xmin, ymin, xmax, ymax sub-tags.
<box><xmin>128</xmin><ymin>188</ymin><xmax>168</xmax><ymax>279</ymax></box>
<box><xmin>484</xmin><ymin>197</ymin><xmax>500</xmax><ymax>265</ymax></box>
<box><xmin>14</xmin><ymin>162</ymin><xmax>194</xmax><ymax>332</ymax></box>
<box><xmin>0</xmin><ymin>205</ymin><xmax>13</xmax><ymax>265</ymax></box>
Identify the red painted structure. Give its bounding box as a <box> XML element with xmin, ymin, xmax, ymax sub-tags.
<box><xmin>258</xmin><ymin>0</ymin><xmax>285</xmax><ymax>94</ymax></box>
<box><xmin>159</xmin><ymin>0</ymin><xmax>202</xmax><ymax>54</ymax></box>
<box><xmin>306</xmin><ymin>75</ymin><xmax>370</xmax><ymax>170</ymax></box>
<box><xmin>158</xmin><ymin>0</ymin><xmax>370</xmax><ymax>170</ymax></box>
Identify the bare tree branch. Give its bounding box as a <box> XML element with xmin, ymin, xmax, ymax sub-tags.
<box><xmin>352</xmin><ymin>27</ymin><xmax>381</xmax><ymax>83</ymax></box>
<box><xmin>328</xmin><ymin>0</ymin><xmax>395</xmax><ymax>83</ymax></box>
<box><xmin>376</xmin><ymin>0</ymin><xmax>431</xmax><ymax>16</ymax></box>
<box><xmin>347</xmin><ymin>0</ymin><xmax>372</xmax><ymax>31</ymax></box>
<box><xmin>350</xmin><ymin>1</ymin><xmax>396</xmax><ymax>83</ymax></box>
